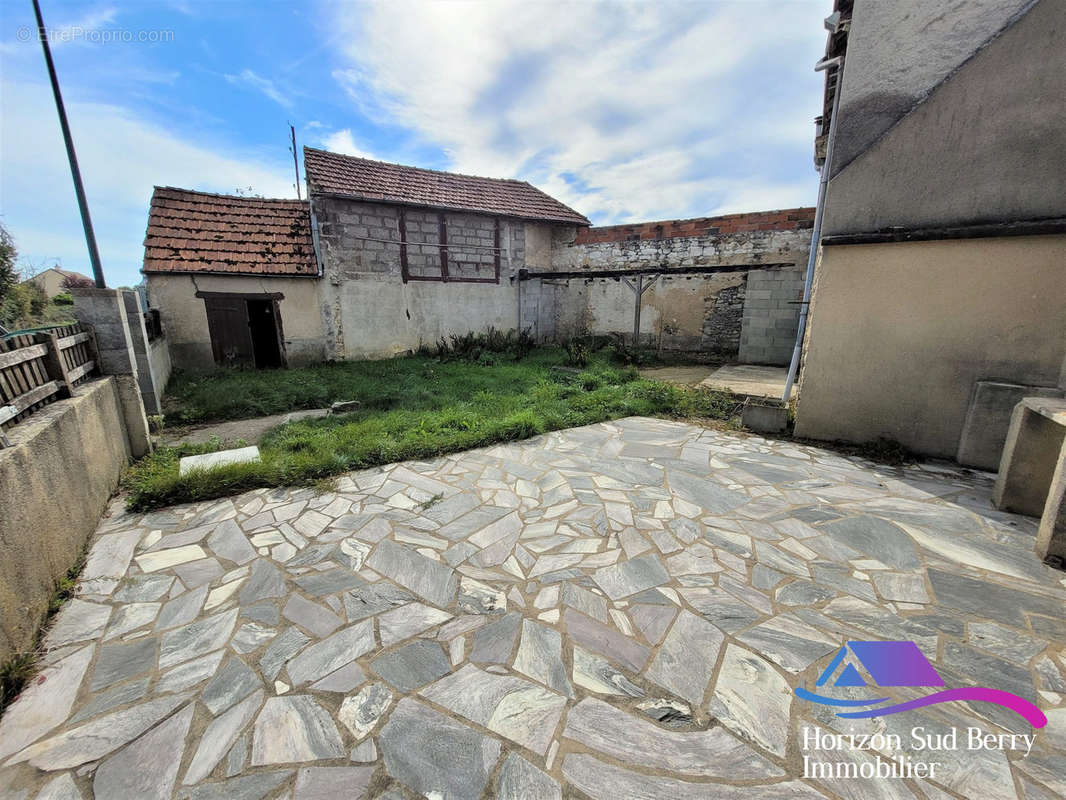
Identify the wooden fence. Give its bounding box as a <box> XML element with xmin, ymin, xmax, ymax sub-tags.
<box><xmin>0</xmin><ymin>323</ymin><xmax>98</xmax><ymax>446</ymax></box>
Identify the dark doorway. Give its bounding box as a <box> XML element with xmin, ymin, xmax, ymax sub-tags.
<box><xmin>204</xmin><ymin>296</ymin><xmax>254</xmax><ymax>366</ymax></box>
<box><xmin>202</xmin><ymin>293</ymin><xmax>285</xmax><ymax>368</ymax></box>
<box><xmin>247</xmin><ymin>299</ymin><xmax>283</xmax><ymax>368</ymax></box>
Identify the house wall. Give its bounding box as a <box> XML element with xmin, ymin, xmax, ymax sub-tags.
<box><xmin>535</xmin><ymin>213</ymin><xmax>812</xmax><ymax>362</ymax></box>
<box><xmin>794</xmin><ymin>236</ymin><xmax>1066</xmax><ymax>457</ymax></box>
<box><xmin>312</xmin><ymin>196</ymin><xmax>557</xmax><ymax>359</ymax></box>
<box><xmin>829</xmin><ymin>0</ymin><xmax>1034</xmax><ymax>177</ymax></box>
<box><xmin>797</xmin><ymin>0</ymin><xmax>1066</xmax><ymax>457</ymax></box>
<box><xmin>825</xmin><ymin>0</ymin><xmax>1063</xmax><ymax>232</ymax></box>
<box><xmin>145</xmin><ymin>274</ymin><xmax>326</xmax><ymax>372</ymax></box>
<box><xmin>28</xmin><ymin>270</ymin><xmax>67</xmax><ymax>298</ymax></box>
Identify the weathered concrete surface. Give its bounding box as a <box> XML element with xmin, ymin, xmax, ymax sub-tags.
<box><xmin>700</xmin><ymin>364</ymin><xmax>787</xmax><ymax>400</ymax></box>
<box><xmin>179</xmin><ymin>446</ymin><xmax>262</xmax><ymax>476</ymax></box>
<box><xmin>0</xmin><ymin>378</ymin><xmax>131</xmax><ymax>659</ymax></box>
<box><xmin>121</xmin><ymin>290</ymin><xmax>165</xmax><ymax>416</ymax></box>
<box><xmin>1036</xmin><ymin>439</ymin><xmax>1066</xmax><ymax>562</ymax></box>
<box><xmin>1</xmin><ymin>418</ymin><xmax>1063</xmax><ymax>799</ymax></box>
<box><xmin>147</xmin><ymin>337</ymin><xmax>171</xmax><ymax>408</ymax></box>
<box><xmin>145</xmin><ymin>274</ymin><xmax>327</xmax><ymax>372</ymax></box>
<box><xmin>828</xmin><ymin>0</ymin><xmax>1034</xmax><ymax>180</ymax></box>
<box><xmin>72</xmin><ymin>288</ymin><xmax>152</xmax><ymax>458</ymax></box>
<box><xmin>312</xmin><ymin>196</ymin><xmax>539</xmax><ymax>360</ymax></box>
<box><xmin>958</xmin><ymin>381</ymin><xmax>1063</xmax><ymax>470</ymax></box>
<box><xmin>796</xmin><ymin>236</ymin><xmax>1066</xmax><ymax>457</ymax></box>
<box><xmin>540</xmin><ymin>223</ymin><xmax>811</xmax><ymax>360</ymax></box>
<box><xmin>741</xmin><ymin>401</ymin><xmax>788</xmax><ymax>434</ymax></box>
<box><xmin>825</xmin><ymin>0</ymin><xmax>1065</xmax><ymax>232</ymax></box>
<box><xmin>995</xmin><ymin>397</ymin><xmax>1066</xmax><ymax>516</ymax></box>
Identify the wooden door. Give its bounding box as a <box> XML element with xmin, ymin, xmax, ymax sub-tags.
<box><xmin>203</xmin><ymin>296</ymin><xmax>254</xmax><ymax>367</ymax></box>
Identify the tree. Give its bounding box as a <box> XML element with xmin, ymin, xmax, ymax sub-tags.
<box><xmin>0</xmin><ymin>223</ymin><xmax>16</xmax><ymax>307</ymax></box>
<box><xmin>60</xmin><ymin>274</ymin><xmax>94</xmax><ymax>289</ymax></box>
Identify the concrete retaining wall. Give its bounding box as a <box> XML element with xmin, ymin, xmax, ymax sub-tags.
<box><xmin>0</xmin><ymin>378</ymin><xmax>132</xmax><ymax>659</ymax></box>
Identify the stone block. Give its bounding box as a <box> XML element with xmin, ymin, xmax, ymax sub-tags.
<box><xmin>330</xmin><ymin>400</ymin><xmax>362</xmax><ymax>414</ymax></box>
<box><xmin>179</xmin><ymin>446</ymin><xmax>262</xmax><ymax>476</ymax></box>
<box><xmin>742</xmin><ymin>401</ymin><xmax>788</xmax><ymax>434</ymax></box>
<box><xmin>958</xmin><ymin>381</ymin><xmax>1063</xmax><ymax>470</ymax></box>
<box><xmin>1036</xmin><ymin>440</ymin><xmax>1066</xmax><ymax>563</ymax></box>
<box><xmin>994</xmin><ymin>397</ymin><xmax>1066</xmax><ymax>517</ymax></box>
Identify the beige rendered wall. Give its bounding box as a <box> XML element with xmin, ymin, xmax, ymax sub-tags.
<box><xmin>0</xmin><ymin>377</ymin><xmax>131</xmax><ymax>659</ymax></box>
<box><xmin>337</xmin><ymin>277</ymin><xmax>519</xmax><ymax>359</ymax></box>
<box><xmin>146</xmin><ymin>274</ymin><xmax>327</xmax><ymax>371</ymax></box>
<box><xmin>28</xmin><ymin>270</ymin><xmax>67</xmax><ymax>298</ymax></box>
<box><xmin>794</xmin><ymin>235</ymin><xmax>1066</xmax><ymax>457</ymax></box>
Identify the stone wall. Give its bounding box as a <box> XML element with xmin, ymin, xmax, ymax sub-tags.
<box><xmin>703</xmin><ymin>283</ymin><xmax>746</xmax><ymax>357</ymax></box>
<box><xmin>0</xmin><ymin>378</ymin><xmax>133</xmax><ymax>659</ymax></box>
<box><xmin>533</xmin><ymin>209</ymin><xmax>813</xmax><ymax>361</ymax></box>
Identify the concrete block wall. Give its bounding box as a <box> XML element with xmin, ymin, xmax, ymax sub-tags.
<box><xmin>312</xmin><ymin>195</ymin><xmax>537</xmax><ymax>359</ymax></box>
<box><xmin>738</xmin><ymin>266</ymin><xmax>806</xmax><ymax>365</ymax></box>
<box><xmin>314</xmin><ymin>197</ymin><xmax>526</xmax><ymax>282</ymax></box>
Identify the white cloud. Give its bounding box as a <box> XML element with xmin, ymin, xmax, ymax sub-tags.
<box><xmin>0</xmin><ymin>79</ymin><xmax>296</xmax><ymax>286</ymax></box>
<box><xmin>51</xmin><ymin>6</ymin><xmax>120</xmax><ymax>45</ymax></box>
<box><xmin>224</xmin><ymin>68</ymin><xmax>292</xmax><ymax>108</ymax></box>
<box><xmin>317</xmin><ymin>128</ymin><xmax>376</xmax><ymax>159</ymax></box>
<box><xmin>329</xmin><ymin>0</ymin><xmax>828</xmax><ymax>223</ymax></box>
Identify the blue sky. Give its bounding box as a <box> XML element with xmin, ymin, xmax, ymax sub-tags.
<box><xmin>0</xmin><ymin>1</ymin><xmax>829</xmax><ymax>288</ymax></box>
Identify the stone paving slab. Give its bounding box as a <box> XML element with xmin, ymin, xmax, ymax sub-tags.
<box><xmin>1</xmin><ymin>417</ymin><xmax>1065</xmax><ymax>799</ymax></box>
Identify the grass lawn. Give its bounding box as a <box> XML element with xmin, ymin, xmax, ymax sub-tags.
<box><xmin>127</xmin><ymin>346</ymin><xmax>739</xmax><ymax>511</ymax></box>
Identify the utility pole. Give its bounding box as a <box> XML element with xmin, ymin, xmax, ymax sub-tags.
<box><xmin>290</xmin><ymin>124</ymin><xmax>301</xmax><ymax>200</ymax></box>
<box><xmin>32</xmin><ymin>0</ymin><xmax>106</xmax><ymax>288</ymax></box>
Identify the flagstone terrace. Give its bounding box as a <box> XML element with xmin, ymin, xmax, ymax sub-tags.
<box><xmin>1</xmin><ymin>417</ymin><xmax>1064</xmax><ymax>799</ymax></box>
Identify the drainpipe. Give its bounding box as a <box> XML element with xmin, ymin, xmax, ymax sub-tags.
<box><xmin>782</xmin><ymin>54</ymin><xmax>844</xmax><ymax>404</ymax></box>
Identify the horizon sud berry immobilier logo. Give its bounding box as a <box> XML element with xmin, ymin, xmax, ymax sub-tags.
<box><xmin>795</xmin><ymin>640</ymin><xmax>1047</xmax><ymax>726</ymax></box>
<box><xmin>795</xmin><ymin>641</ymin><xmax>1047</xmax><ymax>782</ymax></box>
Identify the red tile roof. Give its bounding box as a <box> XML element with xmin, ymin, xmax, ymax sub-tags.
<box><xmin>142</xmin><ymin>187</ymin><xmax>317</xmax><ymax>276</ymax></box>
<box><xmin>304</xmin><ymin>147</ymin><xmax>591</xmax><ymax>226</ymax></box>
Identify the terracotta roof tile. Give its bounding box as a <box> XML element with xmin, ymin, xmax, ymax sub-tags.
<box><xmin>303</xmin><ymin>147</ymin><xmax>590</xmax><ymax>226</ymax></box>
<box><xmin>142</xmin><ymin>187</ymin><xmax>317</xmax><ymax>276</ymax></box>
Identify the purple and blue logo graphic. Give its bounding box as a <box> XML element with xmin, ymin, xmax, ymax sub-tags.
<box><xmin>794</xmin><ymin>641</ymin><xmax>1047</xmax><ymax>728</ymax></box>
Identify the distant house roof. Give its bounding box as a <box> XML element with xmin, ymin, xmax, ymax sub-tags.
<box><xmin>142</xmin><ymin>187</ymin><xmax>317</xmax><ymax>277</ymax></box>
<box><xmin>25</xmin><ymin>267</ymin><xmax>93</xmax><ymax>284</ymax></box>
<box><xmin>303</xmin><ymin>147</ymin><xmax>591</xmax><ymax>226</ymax></box>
